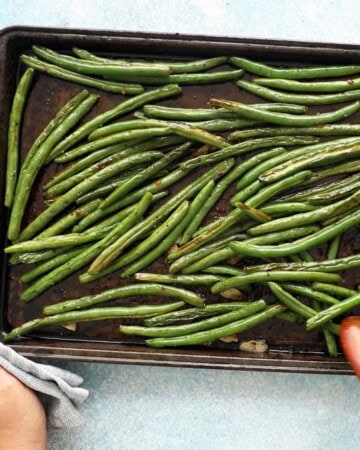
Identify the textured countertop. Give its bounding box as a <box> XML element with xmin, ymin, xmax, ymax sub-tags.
<box><xmin>1</xmin><ymin>1</ymin><xmax>360</xmax><ymax>449</ymax></box>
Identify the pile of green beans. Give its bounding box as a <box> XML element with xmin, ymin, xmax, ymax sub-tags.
<box><xmin>5</xmin><ymin>50</ymin><xmax>360</xmax><ymax>360</ymax></box>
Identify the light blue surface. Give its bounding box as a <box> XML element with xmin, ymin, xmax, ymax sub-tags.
<box><xmin>1</xmin><ymin>1</ymin><xmax>360</xmax><ymax>449</ymax></box>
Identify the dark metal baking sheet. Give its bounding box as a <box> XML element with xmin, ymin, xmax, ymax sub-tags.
<box><xmin>1</xmin><ymin>26</ymin><xmax>359</xmax><ymax>374</ymax></box>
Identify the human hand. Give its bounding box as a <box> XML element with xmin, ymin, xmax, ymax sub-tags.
<box><xmin>0</xmin><ymin>366</ymin><xmax>47</xmax><ymax>450</ymax></box>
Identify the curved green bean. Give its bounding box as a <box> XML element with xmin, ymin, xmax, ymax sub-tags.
<box><xmin>236</xmin><ymin>80</ymin><xmax>360</xmax><ymax>105</ymax></box>
<box><xmin>120</xmin><ymin>301</ymin><xmax>266</xmax><ymax>338</ymax></box>
<box><xmin>73</xmin><ymin>48</ymin><xmax>228</xmax><ymax>73</ymax></box>
<box><xmin>209</xmin><ymin>98</ymin><xmax>360</xmax><ymax>126</ymax></box>
<box><xmin>5</xmin><ymin>68</ymin><xmax>34</xmax><ymax>207</ymax></box>
<box><xmin>44</xmin><ymin>284</ymin><xmax>203</xmax><ymax>316</ymax></box>
<box><xmin>230</xmin><ymin>57</ymin><xmax>360</xmax><ymax>79</ymax></box>
<box><xmin>21</xmin><ymin>55</ymin><xmax>143</xmax><ymax>95</ymax></box>
<box><xmin>229</xmin><ymin>208</ymin><xmax>360</xmax><ymax>258</ymax></box>
<box><xmin>146</xmin><ymin>304</ymin><xmax>284</xmax><ymax>348</ymax></box>
<box><xmin>32</xmin><ymin>46</ymin><xmax>171</xmax><ymax>77</ymax></box>
<box><xmin>4</xmin><ymin>303</ymin><xmax>185</xmax><ymax>343</ymax></box>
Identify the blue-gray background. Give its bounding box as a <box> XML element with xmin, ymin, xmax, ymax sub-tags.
<box><xmin>1</xmin><ymin>1</ymin><xmax>360</xmax><ymax>449</ymax></box>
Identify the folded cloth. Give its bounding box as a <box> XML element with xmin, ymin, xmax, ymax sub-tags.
<box><xmin>0</xmin><ymin>342</ymin><xmax>88</xmax><ymax>428</ymax></box>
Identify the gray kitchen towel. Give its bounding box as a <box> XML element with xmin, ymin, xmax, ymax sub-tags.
<box><xmin>0</xmin><ymin>342</ymin><xmax>89</xmax><ymax>427</ymax></box>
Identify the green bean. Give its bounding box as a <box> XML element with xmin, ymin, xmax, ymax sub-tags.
<box><xmin>18</xmin><ymin>152</ymin><xmax>159</xmax><ymax>241</ymax></box>
<box><xmin>35</xmin><ymin>200</ymin><xmax>101</xmax><ymax>239</ymax></box>
<box><xmin>144</xmin><ymin>302</ymin><xmax>249</xmax><ymax>327</ymax></box>
<box><xmin>307</xmin><ymin>178</ymin><xmax>360</xmax><ymax>204</ymax></box>
<box><xmin>21</xmin><ymin>55</ymin><xmax>143</xmax><ymax>95</ymax></box>
<box><xmin>50</xmin><ymin>84</ymin><xmax>181</xmax><ymax>157</ymax></box>
<box><xmin>236</xmin><ymin>80</ymin><xmax>360</xmax><ymax>106</ymax></box>
<box><xmin>247</xmin><ymin>189</ymin><xmax>360</xmax><ymax>236</ymax></box>
<box><xmin>180</xmin><ymin>136</ymin><xmax>318</xmax><ymax>170</ymax></box>
<box><xmin>88</xmin><ymin>120</ymin><xmax>162</xmax><ymax>141</ymax></box>
<box><xmin>327</xmin><ymin>235</ymin><xmax>342</xmax><ymax>260</ymax></box>
<box><xmin>74</xmin><ymin>188</ymin><xmax>168</xmax><ymax>232</ymax></box>
<box><xmin>19</xmin><ymin>193</ymin><xmax>153</xmax><ymax>302</ymax></box>
<box><xmin>32</xmin><ymin>46</ymin><xmax>171</xmax><ymax>77</ymax></box>
<box><xmin>211</xmin><ymin>271</ymin><xmax>340</xmax><ymax>294</ymax></box>
<box><xmin>268</xmin><ymin>282</ymin><xmax>340</xmax><ymax>335</ymax></box>
<box><xmin>171</xmin><ymin>170</ymin><xmax>312</xmax><ymax>259</ymax></box>
<box><xmin>281</xmin><ymin>284</ymin><xmax>339</xmax><ymax>306</ymax></box>
<box><xmin>4</xmin><ymin>302</ymin><xmax>185</xmax><ymax>343</ymax></box>
<box><xmin>120</xmin><ymin>217</ymin><xmax>191</xmax><ymax>277</ymax></box>
<box><xmin>305</xmin><ymin>160</ymin><xmax>360</xmax><ymax>186</ymax></box>
<box><xmin>167</xmin><ymin>123</ymin><xmax>227</xmax><ymax>148</ymax></box>
<box><xmin>230</xmin><ymin>57</ymin><xmax>360</xmax><ymax>79</ymax></box>
<box><xmin>236</xmin><ymin>203</ymin><xmax>271</xmax><ymax>223</ymax></box>
<box><xmin>20</xmin><ymin>247</ymin><xmax>87</xmax><ymax>284</ymax></box>
<box><xmin>6</xmin><ymin>231</ymin><xmax>103</xmax><ymax>253</ymax></box>
<box><xmin>181</xmin><ymin>225</ymin><xmax>319</xmax><ymax>274</ymax></box>
<box><xmin>254</xmin><ymin>76</ymin><xmax>360</xmax><ymax>92</ymax></box>
<box><xmin>307</xmin><ymin>292</ymin><xmax>360</xmax><ymax>330</ymax></box>
<box><xmin>168</xmin><ymin>234</ymin><xmax>247</xmax><ymax>274</ymax></box>
<box><xmin>73</xmin><ymin>48</ymin><xmax>229</xmax><ymax>73</ymax></box>
<box><xmin>146</xmin><ymin>304</ymin><xmax>284</xmax><ymax>347</ymax></box>
<box><xmin>321</xmin><ymin>208</ymin><xmax>358</xmax><ymax>227</ymax></box>
<box><xmin>23</xmin><ymin>90</ymin><xmax>90</xmax><ymax>170</ymax></box>
<box><xmin>44</xmin><ymin>139</ymin><xmax>145</xmax><ymax>188</ymax></box>
<box><xmin>106</xmin><ymin>69</ymin><xmax>244</xmax><ymax>85</ymax></box>
<box><xmin>79</xmin><ymin>159</ymin><xmax>234</xmax><ymax>279</ymax></box>
<box><xmin>235</xmin><ymin>137</ymin><xmax>360</xmax><ymax>191</ymax></box>
<box><xmin>260</xmin><ymin>144</ymin><xmax>360</xmax><ymax>184</ymax></box>
<box><xmin>192</xmin><ymin>202</ymin><xmax>316</xmax><ymax>238</ymax></box>
<box><xmin>9</xmin><ymin>248</ymin><xmax>70</xmax><ymax>265</ymax></box>
<box><xmin>310</xmin><ymin>298</ymin><xmax>338</xmax><ymax>357</ymax></box>
<box><xmin>44</xmin><ymin>284</ymin><xmax>203</xmax><ymax>316</ymax></box>
<box><xmin>180</xmin><ymin>181</ymin><xmax>215</xmax><ymax>245</ymax></box>
<box><xmin>184</xmin><ymin>147</ymin><xmax>286</xmax><ymax>238</ymax></box>
<box><xmin>8</xmin><ymin>93</ymin><xmax>99</xmax><ymax>241</ymax></box>
<box><xmin>230</xmin><ymin>124</ymin><xmax>360</xmax><ymax>141</ymax></box>
<box><xmin>90</xmin><ymin>200</ymin><xmax>189</xmax><ymax>273</ymax></box>
<box><xmin>48</xmin><ymin>148</ymin><xmax>163</xmax><ymax>198</ymax></box>
<box><xmin>209</xmin><ymin>98</ymin><xmax>360</xmax><ymax>127</ymax></box>
<box><xmin>202</xmin><ymin>266</ymin><xmax>246</xmax><ymax>276</ymax></box>
<box><xmin>134</xmin><ymin>273</ymin><xmax>223</xmax><ymax>286</ymax></box>
<box><xmin>5</xmin><ymin>68</ymin><xmax>35</xmax><ymax>207</ymax></box>
<box><xmin>121</xmin><ymin>301</ymin><xmax>267</xmax><ymax>338</ymax></box>
<box><xmin>100</xmin><ymin>143</ymin><xmax>191</xmax><ymax>209</ymax></box>
<box><xmin>245</xmin><ymin>254</ymin><xmax>360</xmax><ymax>274</ymax></box>
<box><xmin>54</xmin><ymin>128</ymin><xmax>172</xmax><ymax>163</ymax></box>
<box><xmin>312</xmin><ymin>283</ymin><xmax>357</xmax><ymax>298</ymax></box>
<box><xmin>229</xmin><ymin>208</ymin><xmax>360</xmax><ymax>258</ymax></box>
<box><xmin>142</xmin><ymin>103</ymin><xmax>307</xmax><ymax>121</ymax></box>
